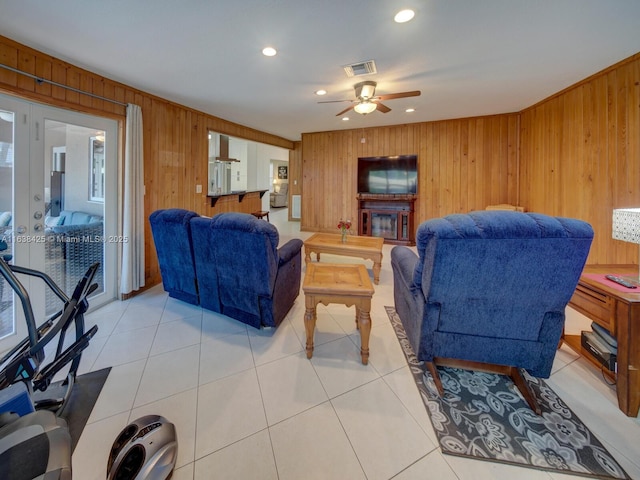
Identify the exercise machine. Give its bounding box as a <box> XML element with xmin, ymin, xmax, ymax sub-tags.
<box><xmin>0</xmin><ymin>246</ymin><xmax>99</xmax><ymax>413</ymax></box>
<box><xmin>107</xmin><ymin>415</ymin><xmax>178</xmax><ymax>480</ymax></box>
<box><xmin>0</xmin><ymin>239</ymin><xmax>100</xmax><ymax>479</ymax></box>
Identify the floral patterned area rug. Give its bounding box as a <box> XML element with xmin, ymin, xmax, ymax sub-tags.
<box><xmin>385</xmin><ymin>306</ymin><xmax>630</xmax><ymax>479</ymax></box>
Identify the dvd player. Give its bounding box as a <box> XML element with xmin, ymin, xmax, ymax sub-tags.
<box><xmin>581</xmin><ymin>330</ymin><xmax>617</xmax><ymax>372</ymax></box>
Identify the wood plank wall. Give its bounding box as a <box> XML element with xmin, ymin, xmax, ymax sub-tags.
<box><xmin>301</xmin><ymin>115</ymin><xmax>520</xmax><ymax>233</ymax></box>
<box><xmin>2</xmin><ymin>33</ymin><xmax>638</xmax><ymax>285</ymax></box>
<box><xmin>519</xmin><ymin>53</ymin><xmax>640</xmax><ymax>265</ymax></box>
<box><xmin>0</xmin><ymin>35</ymin><xmax>294</xmax><ymax>289</ymax></box>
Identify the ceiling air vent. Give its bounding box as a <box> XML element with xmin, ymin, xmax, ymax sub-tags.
<box><xmin>343</xmin><ymin>60</ymin><xmax>377</xmax><ymax>77</ymax></box>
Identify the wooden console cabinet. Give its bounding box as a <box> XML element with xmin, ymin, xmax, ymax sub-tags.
<box><xmin>357</xmin><ymin>193</ymin><xmax>416</xmax><ymax>246</ymax></box>
<box><xmin>565</xmin><ymin>265</ymin><xmax>640</xmax><ymax>417</ymax></box>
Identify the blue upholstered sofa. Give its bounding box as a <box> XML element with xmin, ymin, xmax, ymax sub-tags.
<box><xmin>149</xmin><ymin>209</ymin><xmax>199</xmax><ymax>305</ymax></box>
<box><xmin>0</xmin><ymin>209</ymin><xmax>105</xmax><ymax>314</ymax></box>
<box><xmin>46</xmin><ymin>210</ymin><xmax>103</xmax><ymax>234</ymax></box>
<box><xmin>191</xmin><ymin>212</ymin><xmax>303</xmax><ymax>329</ymax></box>
<box><xmin>150</xmin><ymin>209</ymin><xmax>303</xmax><ymax>329</ymax></box>
<box><xmin>391</xmin><ymin>210</ymin><xmax>593</xmax><ymax>412</ymax></box>
<box><xmin>47</xmin><ymin>210</ymin><xmax>104</xmax><ymax>294</ymax></box>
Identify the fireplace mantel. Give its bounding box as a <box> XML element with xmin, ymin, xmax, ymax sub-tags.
<box><xmin>357</xmin><ymin>194</ymin><xmax>416</xmax><ymax>246</ymax></box>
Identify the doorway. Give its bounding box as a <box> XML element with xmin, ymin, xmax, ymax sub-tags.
<box><xmin>0</xmin><ymin>94</ymin><xmax>118</xmax><ymax>354</ymax></box>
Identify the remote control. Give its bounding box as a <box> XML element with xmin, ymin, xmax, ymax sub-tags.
<box><xmin>605</xmin><ymin>274</ymin><xmax>637</xmax><ymax>289</ymax></box>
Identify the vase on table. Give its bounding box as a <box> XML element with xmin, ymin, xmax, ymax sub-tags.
<box><xmin>341</xmin><ymin>231</ymin><xmax>347</xmax><ymax>243</ymax></box>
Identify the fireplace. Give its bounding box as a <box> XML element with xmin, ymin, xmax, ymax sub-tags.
<box><xmin>357</xmin><ymin>193</ymin><xmax>416</xmax><ymax>246</ymax></box>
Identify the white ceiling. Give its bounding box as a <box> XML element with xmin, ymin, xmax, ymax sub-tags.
<box><xmin>1</xmin><ymin>0</ymin><xmax>640</xmax><ymax>141</ymax></box>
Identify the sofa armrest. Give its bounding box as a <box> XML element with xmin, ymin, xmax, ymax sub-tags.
<box><xmin>277</xmin><ymin>239</ymin><xmax>303</xmax><ymax>266</ymax></box>
<box><xmin>390</xmin><ymin>246</ymin><xmax>419</xmax><ymax>286</ymax></box>
<box><xmin>391</xmin><ymin>245</ymin><xmax>428</xmax><ymax>357</ymax></box>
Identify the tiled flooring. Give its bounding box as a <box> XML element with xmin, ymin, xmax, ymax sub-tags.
<box><xmin>71</xmin><ymin>208</ymin><xmax>640</xmax><ymax>480</ymax></box>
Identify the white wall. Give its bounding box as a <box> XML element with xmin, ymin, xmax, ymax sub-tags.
<box><xmin>45</xmin><ymin>126</ymin><xmax>102</xmax><ymax>217</ymax></box>
<box><xmin>228</xmin><ymin>137</ymin><xmax>247</xmax><ymax>192</ymax></box>
<box><xmin>259</xmin><ymin>144</ymin><xmax>287</xmax><ymax>211</ymax></box>
<box><xmin>208</xmin><ymin>131</ymin><xmax>289</xmax><ymax>211</ymax></box>
<box><xmin>62</xmin><ymin>129</ymin><xmax>102</xmax><ymax>216</ymax></box>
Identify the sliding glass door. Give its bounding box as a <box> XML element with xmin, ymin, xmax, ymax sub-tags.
<box><xmin>0</xmin><ymin>94</ymin><xmax>117</xmax><ymax>354</ymax></box>
<box><xmin>0</xmin><ymin>96</ymin><xmax>29</xmax><ymax>351</ymax></box>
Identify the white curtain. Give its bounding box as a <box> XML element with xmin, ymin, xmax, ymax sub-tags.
<box><xmin>120</xmin><ymin>103</ymin><xmax>145</xmax><ymax>295</ymax></box>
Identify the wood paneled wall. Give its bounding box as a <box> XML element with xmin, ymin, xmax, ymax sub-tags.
<box><xmin>301</xmin><ymin>115</ymin><xmax>520</xmax><ymax>233</ymax></box>
<box><xmin>0</xmin><ymin>35</ymin><xmax>294</xmax><ymax>289</ymax></box>
<box><xmin>519</xmin><ymin>53</ymin><xmax>640</xmax><ymax>265</ymax></box>
<box><xmin>2</xmin><ymin>32</ymin><xmax>638</xmax><ymax>287</ymax></box>
<box><xmin>302</xmin><ymin>54</ymin><xmax>640</xmax><ymax>266</ymax></box>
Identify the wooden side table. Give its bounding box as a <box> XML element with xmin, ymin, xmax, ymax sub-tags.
<box><xmin>302</xmin><ymin>263</ymin><xmax>375</xmax><ymax>364</ymax></box>
<box><xmin>565</xmin><ymin>264</ymin><xmax>640</xmax><ymax>417</ymax></box>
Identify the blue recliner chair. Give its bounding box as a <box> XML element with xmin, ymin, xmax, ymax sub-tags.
<box><xmin>149</xmin><ymin>208</ymin><xmax>200</xmax><ymax>305</ymax></box>
<box><xmin>391</xmin><ymin>211</ymin><xmax>593</xmax><ymax>413</ymax></box>
<box><xmin>191</xmin><ymin>212</ymin><xmax>303</xmax><ymax>329</ymax></box>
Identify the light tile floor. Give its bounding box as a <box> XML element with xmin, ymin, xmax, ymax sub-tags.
<box><xmin>72</xmin><ymin>208</ymin><xmax>640</xmax><ymax>479</ymax></box>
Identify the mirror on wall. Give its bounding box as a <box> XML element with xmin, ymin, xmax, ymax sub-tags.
<box><xmin>208</xmin><ymin>132</ymin><xmax>247</xmax><ymax>195</ymax></box>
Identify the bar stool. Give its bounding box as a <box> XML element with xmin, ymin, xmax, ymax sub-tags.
<box><xmin>252</xmin><ymin>210</ymin><xmax>270</xmax><ymax>222</ymax></box>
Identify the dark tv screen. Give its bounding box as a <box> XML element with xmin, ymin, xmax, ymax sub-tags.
<box><xmin>357</xmin><ymin>155</ymin><xmax>417</xmax><ymax>194</ymax></box>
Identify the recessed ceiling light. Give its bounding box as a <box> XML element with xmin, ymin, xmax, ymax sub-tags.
<box><xmin>315</xmin><ymin>89</ymin><xmax>327</xmax><ymax>96</ymax></box>
<box><xmin>262</xmin><ymin>46</ymin><xmax>277</xmax><ymax>57</ymax></box>
<box><xmin>394</xmin><ymin>9</ymin><xmax>415</xmax><ymax>23</ymax></box>
<box><xmin>342</xmin><ymin>117</ymin><xmax>350</xmax><ymax>121</ymax></box>
<box><xmin>405</xmin><ymin>108</ymin><xmax>416</xmax><ymax>113</ymax></box>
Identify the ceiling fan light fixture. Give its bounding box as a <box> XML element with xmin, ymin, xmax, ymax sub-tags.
<box><xmin>355</xmin><ymin>81</ymin><xmax>377</xmax><ymax>100</ymax></box>
<box><xmin>361</xmin><ymin>84</ymin><xmax>375</xmax><ymax>99</ymax></box>
<box><xmin>394</xmin><ymin>9</ymin><xmax>415</xmax><ymax>23</ymax></box>
<box><xmin>354</xmin><ymin>101</ymin><xmax>377</xmax><ymax>115</ymax></box>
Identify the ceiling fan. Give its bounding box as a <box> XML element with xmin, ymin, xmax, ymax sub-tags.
<box><xmin>318</xmin><ymin>81</ymin><xmax>421</xmax><ymax>116</ymax></box>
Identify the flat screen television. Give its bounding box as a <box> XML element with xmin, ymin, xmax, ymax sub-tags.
<box><xmin>357</xmin><ymin>155</ymin><xmax>417</xmax><ymax>194</ymax></box>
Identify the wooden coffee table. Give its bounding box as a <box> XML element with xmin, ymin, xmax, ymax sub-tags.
<box><xmin>303</xmin><ymin>233</ymin><xmax>384</xmax><ymax>284</ymax></box>
<box><xmin>302</xmin><ymin>263</ymin><xmax>375</xmax><ymax>365</ymax></box>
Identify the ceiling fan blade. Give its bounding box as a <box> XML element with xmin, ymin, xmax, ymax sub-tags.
<box><xmin>318</xmin><ymin>99</ymin><xmax>354</xmax><ymax>104</ymax></box>
<box><xmin>375</xmin><ymin>102</ymin><xmax>391</xmax><ymax>113</ymax></box>
<box><xmin>375</xmin><ymin>90</ymin><xmax>421</xmax><ymax>101</ymax></box>
<box><xmin>335</xmin><ymin>105</ymin><xmax>355</xmax><ymax>116</ymax></box>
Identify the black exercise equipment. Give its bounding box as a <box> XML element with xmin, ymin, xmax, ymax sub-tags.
<box><xmin>0</xmin><ymin>238</ymin><xmax>101</xmax><ymax>480</ymax></box>
<box><xmin>0</xmin><ymin>251</ymin><xmax>99</xmax><ymax>414</ymax></box>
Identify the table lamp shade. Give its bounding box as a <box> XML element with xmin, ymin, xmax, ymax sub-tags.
<box><xmin>612</xmin><ymin>208</ymin><xmax>640</xmax><ymax>283</ymax></box>
<box><xmin>612</xmin><ymin>208</ymin><xmax>640</xmax><ymax>244</ymax></box>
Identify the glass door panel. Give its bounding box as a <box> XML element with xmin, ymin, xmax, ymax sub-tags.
<box><xmin>43</xmin><ymin>120</ymin><xmax>108</xmax><ymax>315</ymax></box>
<box><xmin>371</xmin><ymin>212</ymin><xmax>398</xmax><ymax>240</ymax></box>
<box><xmin>0</xmin><ymin>97</ymin><xmax>30</xmax><ymax>353</ymax></box>
<box><xmin>36</xmin><ymin>106</ymin><xmax>117</xmax><ymax>317</ymax></box>
<box><xmin>0</xmin><ymin>95</ymin><xmax>117</xmax><ymax>355</ymax></box>
<box><xmin>0</xmin><ymin>108</ymin><xmax>16</xmax><ymax>341</ymax></box>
